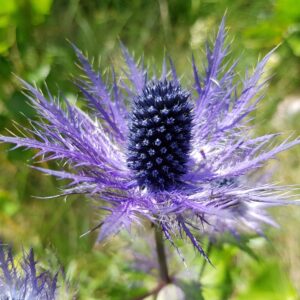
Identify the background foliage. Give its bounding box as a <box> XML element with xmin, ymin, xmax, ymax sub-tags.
<box><xmin>0</xmin><ymin>0</ymin><xmax>300</xmax><ymax>299</ymax></box>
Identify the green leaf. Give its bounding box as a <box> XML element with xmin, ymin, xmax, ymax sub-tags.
<box><xmin>30</xmin><ymin>0</ymin><xmax>53</xmax><ymax>15</ymax></box>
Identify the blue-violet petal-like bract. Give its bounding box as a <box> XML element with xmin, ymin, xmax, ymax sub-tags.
<box><xmin>1</xmin><ymin>19</ymin><xmax>300</xmax><ymax>261</ymax></box>
<box><xmin>0</xmin><ymin>244</ymin><xmax>59</xmax><ymax>300</ymax></box>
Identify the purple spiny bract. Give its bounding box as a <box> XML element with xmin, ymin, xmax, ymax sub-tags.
<box><xmin>0</xmin><ymin>18</ymin><xmax>300</xmax><ymax>261</ymax></box>
<box><xmin>127</xmin><ymin>80</ymin><xmax>193</xmax><ymax>191</ymax></box>
<box><xmin>0</xmin><ymin>244</ymin><xmax>59</xmax><ymax>300</ymax></box>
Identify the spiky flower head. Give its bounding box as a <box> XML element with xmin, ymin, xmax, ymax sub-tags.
<box><xmin>127</xmin><ymin>80</ymin><xmax>193</xmax><ymax>191</ymax></box>
<box><xmin>1</xmin><ymin>18</ymin><xmax>299</xmax><ymax>260</ymax></box>
<box><xmin>0</xmin><ymin>244</ymin><xmax>60</xmax><ymax>300</ymax></box>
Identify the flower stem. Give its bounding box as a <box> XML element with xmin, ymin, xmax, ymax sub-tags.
<box><xmin>199</xmin><ymin>239</ymin><xmax>213</xmax><ymax>279</ymax></box>
<box><xmin>154</xmin><ymin>226</ymin><xmax>171</xmax><ymax>283</ymax></box>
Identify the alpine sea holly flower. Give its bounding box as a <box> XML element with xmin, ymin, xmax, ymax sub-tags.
<box><xmin>0</xmin><ymin>243</ymin><xmax>60</xmax><ymax>300</ymax></box>
<box><xmin>0</xmin><ymin>19</ymin><xmax>299</xmax><ymax>262</ymax></box>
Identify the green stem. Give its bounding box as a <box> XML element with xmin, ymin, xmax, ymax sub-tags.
<box><xmin>154</xmin><ymin>226</ymin><xmax>171</xmax><ymax>283</ymax></box>
<box><xmin>199</xmin><ymin>240</ymin><xmax>213</xmax><ymax>279</ymax></box>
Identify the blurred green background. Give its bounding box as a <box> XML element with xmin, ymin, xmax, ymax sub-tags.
<box><xmin>0</xmin><ymin>0</ymin><xmax>300</xmax><ymax>299</ymax></box>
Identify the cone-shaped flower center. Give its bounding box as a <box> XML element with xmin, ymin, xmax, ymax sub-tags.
<box><xmin>127</xmin><ymin>80</ymin><xmax>193</xmax><ymax>191</ymax></box>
